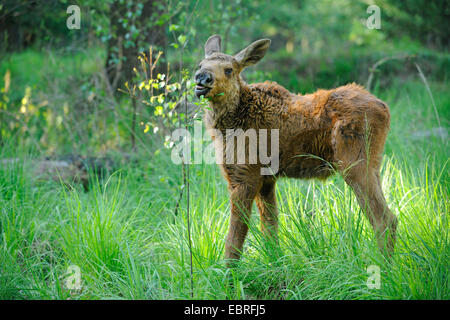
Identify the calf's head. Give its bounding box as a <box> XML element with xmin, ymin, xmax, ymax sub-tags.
<box><xmin>195</xmin><ymin>35</ymin><xmax>271</xmax><ymax>101</ymax></box>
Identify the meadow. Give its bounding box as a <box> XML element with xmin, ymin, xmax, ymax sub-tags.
<box><xmin>0</xmin><ymin>47</ymin><xmax>448</xmax><ymax>300</ymax></box>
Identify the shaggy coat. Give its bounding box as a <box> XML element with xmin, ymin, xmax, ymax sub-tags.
<box><xmin>195</xmin><ymin>35</ymin><xmax>397</xmax><ymax>262</ymax></box>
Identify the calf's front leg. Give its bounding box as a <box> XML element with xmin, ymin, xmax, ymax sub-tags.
<box><xmin>255</xmin><ymin>180</ymin><xmax>278</xmax><ymax>242</ymax></box>
<box><xmin>225</xmin><ymin>183</ymin><xmax>259</xmax><ymax>263</ymax></box>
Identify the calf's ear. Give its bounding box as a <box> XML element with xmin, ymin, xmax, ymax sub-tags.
<box><xmin>204</xmin><ymin>35</ymin><xmax>222</xmax><ymax>58</ymax></box>
<box><xmin>234</xmin><ymin>39</ymin><xmax>271</xmax><ymax>68</ymax></box>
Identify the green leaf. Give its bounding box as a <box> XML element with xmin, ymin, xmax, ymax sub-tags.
<box><xmin>154</xmin><ymin>106</ymin><xmax>163</xmax><ymax>116</ymax></box>
<box><xmin>177</xmin><ymin>35</ymin><xmax>187</xmax><ymax>45</ymax></box>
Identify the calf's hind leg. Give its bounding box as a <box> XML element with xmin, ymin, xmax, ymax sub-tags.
<box><xmin>344</xmin><ymin>168</ymin><xmax>397</xmax><ymax>255</ymax></box>
<box><xmin>333</xmin><ymin>121</ymin><xmax>397</xmax><ymax>255</ymax></box>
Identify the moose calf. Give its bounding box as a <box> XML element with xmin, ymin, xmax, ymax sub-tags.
<box><xmin>195</xmin><ymin>35</ymin><xmax>397</xmax><ymax>263</ymax></box>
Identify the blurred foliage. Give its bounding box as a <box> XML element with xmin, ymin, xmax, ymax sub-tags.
<box><xmin>381</xmin><ymin>0</ymin><xmax>449</xmax><ymax>49</ymax></box>
<box><xmin>0</xmin><ymin>0</ymin><xmax>448</xmax><ymax>153</ymax></box>
<box><xmin>91</xmin><ymin>0</ymin><xmax>168</xmax><ymax>90</ymax></box>
<box><xmin>0</xmin><ymin>0</ymin><xmax>90</xmax><ymax>51</ymax></box>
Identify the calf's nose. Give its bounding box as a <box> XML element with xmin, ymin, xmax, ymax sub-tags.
<box><xmin>195</xmin><ymin>71</ymin><xmax>214</xmax><ymax>86</ymax></box>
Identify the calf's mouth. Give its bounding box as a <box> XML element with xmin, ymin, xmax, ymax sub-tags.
<box><xmin>195</xmin><ymin>84</ymin><xmax>212</xmax><ymax>98</ymax></box>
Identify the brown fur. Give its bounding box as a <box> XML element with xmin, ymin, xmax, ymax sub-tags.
<box><xmin>196</xmin><ymin>35</ymin><xmax>397</xmax><ymax>263</ymax></box>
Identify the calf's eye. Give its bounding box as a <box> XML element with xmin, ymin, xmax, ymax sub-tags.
<box><xmin>224</xmin><ymin>68</ymin><xmax>233</xmax><ymax>75</ymax></box>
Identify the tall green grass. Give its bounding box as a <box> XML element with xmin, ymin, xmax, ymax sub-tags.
<box><xmin>1</xmin><ymin>131</ymin><xmax>448</xmax><ymax>299</ymax></box>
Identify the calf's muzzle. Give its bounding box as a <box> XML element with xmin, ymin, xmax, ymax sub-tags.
<box><xmin>194</xmin><ymin>70</ymin><xmax>213</xmax><ymax>97</ymax></box>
